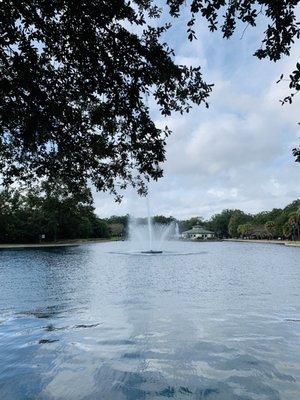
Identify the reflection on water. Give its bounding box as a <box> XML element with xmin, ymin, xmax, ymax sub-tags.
<box><xmin>0</xmin><ymin>241</ymin><xmax>299</xmax><ymax>399</ymax></box>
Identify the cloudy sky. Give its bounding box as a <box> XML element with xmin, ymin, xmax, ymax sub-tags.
<box><xmin>94</xmin><ymin>6</ymin><xmax>300</xmax><ymax>220</ymax></box>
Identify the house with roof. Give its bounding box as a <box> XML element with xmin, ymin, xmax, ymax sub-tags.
<box><xmin>181</xmin><ymin>225</ymin><xmax>215</xmax><ymax>240</ymax></box>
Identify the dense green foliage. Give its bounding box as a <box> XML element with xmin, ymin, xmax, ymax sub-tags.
<box><xmin>154</xmin><ymin>200</ymin><xmax>300</xmax><ymax>240</ymax></box>
<box><xmin>1</xmin><ymin>1</ymin><xmax>299</xmax><ymax>199</ymax></box>
<box><xmin>203</xmin><ymin>200</ymin><xmax>300</xmax><ymax>240</ymax></box>
<box><xmin>0</xmin><ymin>185</ymin><xmax>109</xmax><ymax>243</ymax></box>
<box><xmin>0</xmin><ymin>0</ymin><xmax>211</xmax><ymax>197</ymax></box>
<box><xmin>1</xmin><ymin>189</ymin><xmax>299</xmax><ymax>243</ymax></box>
<box><xmin>153</xmin><ymin>215</ymin><xmax>175</xmax><ymax>225</ymax></box>
<box><xmin>104</xmin><ymin>199</ymin><xmax>300</xmax><ymax>242</ymax></box>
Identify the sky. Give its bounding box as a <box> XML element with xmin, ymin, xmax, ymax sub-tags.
<box><xmin>93</xmin><ymin>5</ymin><xmax>300</xmax><ymax>220</ymax></box>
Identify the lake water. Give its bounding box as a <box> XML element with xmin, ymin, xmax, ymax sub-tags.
<box><xmin>0</xmin><ymin>241</ymin><xmax>299</xmax><ymax>399</ymax></box>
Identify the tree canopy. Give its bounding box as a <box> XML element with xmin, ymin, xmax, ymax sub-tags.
<box><xmin>204</xmin><ymin>199</ymin><xmax>300</xmax><ymax>240</ymax></box>
<box><xmin>1</xmin><ymin>1</ymin><xmax>299</xmax><ymax>196</ymax></box>
<box><xmin>0</xmin><ymin>189</ymin><xmax>299</xmax><ymax>243</ymax></box>
<box><xmin>0</xmin><ymin>184</ymin><xmax>110</xmax><ymax>243</ymax></box>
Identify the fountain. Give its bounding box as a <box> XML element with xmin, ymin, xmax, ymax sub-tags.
<box><xmin>128</xmin><ymin>196</ymin><xmax>178</xmax><ymax>254</ymax></box>
<box><xmin>142</xmin><ymin>197</ymin><xmax>162</xmax><ymax>253</ymax></box>
<box><xmin>129</xmin><ymin>219</ymin><xmax>177</xmax><ymax>254</ymax></box>
<box><xmin>175</xmin><ymin>223</ymin><xmax>180</xmax><ymax>239</ymax></box>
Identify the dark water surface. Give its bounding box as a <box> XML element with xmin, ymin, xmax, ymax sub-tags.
<box><xmin>0</xmin><ymin>241</ymin><xmax>299</xmax><ymax>399</ymax></box>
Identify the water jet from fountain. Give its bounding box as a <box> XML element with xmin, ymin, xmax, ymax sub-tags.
<box><xmin>128</xmin><ymin>197</ymin><xmax>177</xmax><ymax>254</ymax></box>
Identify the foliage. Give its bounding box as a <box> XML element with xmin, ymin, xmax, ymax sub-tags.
<box><xmin>1</xmin><ymin>189</ymin><xmax>299</xmax><ymax>243</ymax></box>
<box><xmin>265</xmin><ymin>221</ymin><xmax>277</xmax><ymax>239</ymax></box>
<box><xmin>180</xmin><ymin>216</ymin><xmax>203</xmax><ymax>232</ymax></box>
<box><xmin>228</xmin><ymin>210</ymin><xmax>252</xmax><ymax>238</ymax></box>
<box><xmin>90</xmin><ymin>217</ymin><xmax>110</xmax><ymax>239</ymax></box>
<box><xmin>288</xmin><ymin>210</ymin><xmax>300</xmax><ymax>239</ymax></box>
<box><xmin>168</xmin><ymin>1</ymin><xmax>299</xmax><ymax>60</ymax></box>
<box><xmin>237</xmin><ymin>223</ymin><xmax>254</xmax><ymax>238</ymax></box>
<box><xmin>282</xmin><ymin>222</ymin><xmax>293</xmax><ymax>239</ymax></box>
<box><xmin>0</xmin><ymin>0</ymin><xmax>212</xmax><ymax>198</ymax></box>
<box><xmin>1</xmin><ymin>1</ymin><xmax>299</xmax><ymax>198</ymax></box>
<box><xmin>203</xmin><ymin>199</ymin><xmax>300</xmax><ymax>240</ymax></box>
<box><xmin>169</xmin><ymin>1</ymin><xmax>300</xmax><ymax>156</ymax></box>
<box><xmin>106</xmin><ymin>215</ymin><xmax>129</xmax><ymax>227</ymax></box>
<box><xmin>108</xmin><ymin>223</ymin><xmax>124</xmax><ymax>237</ymax></box>
<box><xmin>153</xmin><ymin>215</ymin><xmax>175</xmax><ymax>225</ymax></box>
<box><xmin>0</xmin><ymin>185</ymin><xmax>110</xmax><ymax>243</ymax></box>
<box><xmin>105</xmin><ymin>214</ymin><xmax>129</xmax><ymax>237</ymax></box>
<box><xmin>205</xmin><ymin>209</ymin><xmax>235</xmax><ymax>238</ymax></box>
<box><xmin>278</xmin><ymin>62</ymin><xmax>300</xmax><ymax>159</ymax></box>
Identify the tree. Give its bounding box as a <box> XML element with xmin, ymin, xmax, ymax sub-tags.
<box><xmin>279</xmin><ymin>62</ymin><xmax>300</xmax><ymax>160</ymax></box>
<box><xmin>91</xmin><ymin>218</ymin><xmax>110</xmax><ymax>239</ymax></box>
<box><xmin>168</xmin><ymin>0</ymin><xmax>300</xmax><ymax>159</ymax></box>
<box><xmin>180</xmin><ymin>199</ymin><xmax>299</xmax><ymax>241</ymax></box>
<box><xmin>106</xmin><ymin>215</ymin><xmax>129</xmax><ymax>227</ymax></box>
<box><xmin>253</xmin><ymin>209</ymin><xmax>282</xmax><ymax>226</ymax></box>
<box><xmin>0</xmin><ymin>184</ymin><xmax>110</xmax><ymax>243</ymax></box>
<box><xmin>250</xmin><ymin>225</ymin><xmax>268</xmax><ymax>239</ymax></box>
<box><xmin>265</xmin><ymin>221</ymin><xmax>277</xmax><ymax>239</ymax></box>
<box><xmin>0</xmin><ymin>1</ymin><xmax>211</xmax><ymax>198</ymax></box>
<box><xmin>228</xmin><ymin>210</ymin><xmax>252</xmax><ymax>238</ymax></box>
<box><xmin>237</xmin><ymin>223</ymin><xmax>253</xmax><ymax>238</ymax></box>
<box><xmin>207</xmin><ymin>209</ymin><xmax>236</xmax><ymax>238</ymax></box>
<box><xmin>0</xmin><ymin>189</ymin><xmax>18</xmax><ymax>242</ymax></box>
<box><xmin>153</xmin><ymin>215</ymin><xmax>175</xmax><ymax>225</ymax></box>
<box><xmin>108</xmin><ymin>223</ymin><xmax>124</xmax><ymax>238</ymax></box>
<box><xmin>181</xmin><ymin>216</ymin><xmax>203</xmax><ymax>231</ymax></box>
<box><xmin>1</xmin><ymin>1</ymin><xmax>299</xmax><ymax>198</ymax></box>
<box><xmin>288</xmin><ymin>211</ymin><xmax>300</xmax><ymax>240</ymax></box>
<box><xmin>283</xmin><ymin>222</ymin><xmax>293</xmax><ymax>240</ymax></box>
<box><xmin>167</xmin><ymin>0</ymin><xmax>299</xmax><ymax>62</ymax></box>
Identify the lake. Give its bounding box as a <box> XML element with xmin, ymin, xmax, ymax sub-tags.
<box><xmin>0</xmin><ymin>241</ymin><xmax>299</xmax><ymax>399</ymax></box>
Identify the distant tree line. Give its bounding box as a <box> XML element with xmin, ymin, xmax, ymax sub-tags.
<box><xmin>1</xmin><ymin>187</ymin><xmax>299</xmax><ymax>243</ymax></box>
<box><xmin>186</xmin><ymin>200</ymin><xmax>300</xmax><ymax>241</ymax></box>
<box><xmin>0</xmin><ymin>185</ymin><xmax>110</xmax><ymax>244</ymax></box>
<box><xmin>101</xmin><ymin>200</ymin><xmax>300</xmax><ymax>242</ymax></box>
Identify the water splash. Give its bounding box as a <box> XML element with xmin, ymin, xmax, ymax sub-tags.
<box><xmin>128</xmin><ymin>196</ymin><xmax>177</xmax><ymax>253</ymax></box>
<box><xmin>175</xmin><ymin>223</ymin><xmax>180</xmax><ymax>239</ymax></box>
<box><xmin>129</xmin><ymin>218</ymin><xmax>177</xmax><ymax>253</ymax></box>
<box><xmin>147</xmin><ymin>196</ymin><xmax>153</xmax><ymax>251</ymax></box>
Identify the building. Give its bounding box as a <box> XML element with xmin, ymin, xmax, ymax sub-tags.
<box><xmin>181</xmin><ymin>225</ymin><xmax>215</xmax><ymax>240</ymax></box>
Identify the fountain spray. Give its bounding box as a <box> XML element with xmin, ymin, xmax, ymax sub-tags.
<box><xmin>147</xmin><ymin>196</ymin><xmax>153</xmax><ymax>251</ymax></box>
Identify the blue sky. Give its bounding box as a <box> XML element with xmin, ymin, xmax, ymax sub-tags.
<box><xmin>93</xmin><ymin>5</ymin><xmax>300</xmax><ymax>219</ymax></box>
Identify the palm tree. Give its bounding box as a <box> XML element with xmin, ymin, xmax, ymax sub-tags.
<box><xmin>265</xmin><ymin>221</ymin><xmax>276</xmax><ymax>239</ymax></box>
<box><xmin>288</xmin><ymin>212</ymin><xmax>300</xmax><ymax>240</ymax></box>
<box><xmin>283</xmin><ymin>222</ymin><xmax>293</xmax><ymax>240</ymax></box>
<box><xmin>297</xmin><ymin>207</ymin><xmax>300</xmax><ymax>239</ymax></box>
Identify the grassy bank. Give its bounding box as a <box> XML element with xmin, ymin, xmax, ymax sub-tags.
<box><xmin>225</xmin><ymin>238</ymin><xmax>300</xmax><ymax>247</ymax></box>
<box><xmin>0</xmin><ymin>238</ymin><xmax>120</xmax><ymax>249</ymax></box>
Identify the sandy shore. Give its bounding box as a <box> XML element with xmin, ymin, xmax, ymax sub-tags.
<box><xmin>0</xmin><ymin>238</ymin><xmax>119</xmax><ymax>249</ymax></box>
<box><xmin>225</xmin><ymin>238</ymin><xmax>300</xmax><ymax>247</ymax></box>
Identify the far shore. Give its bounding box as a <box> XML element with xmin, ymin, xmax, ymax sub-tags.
<box><xmin>1</xmin><ymin>237</ymin><xmax>300</xmax><ymax>250</ymax></box>
<box><xmin>225</xmin><ymin>238</ymin><xmax>300</xmax><ymax>247</ymax></box>
<box><xmin>0</xmin><ymin>238</ymin><xmax>120</xmax><ymax>249</ymax></box>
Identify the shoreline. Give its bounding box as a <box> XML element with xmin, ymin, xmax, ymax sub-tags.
<box><xmin>1</xmin><ymin>238</ymin><xmax>299</xmax><ymax>249</ymax></box>
<box><xmin>0</xmin><ymin>238</ymin><xmax>119</xmax><ymax>249</ymax></box>
<box><xmin>225</xmin><ymin>238</ymin><xmax>300</xmax><ymax>247</ymax></box>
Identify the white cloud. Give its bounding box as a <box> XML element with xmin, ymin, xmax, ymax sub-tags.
<box><xmin>93</xmin><ymin>15</ymin><xmax>300</xmax><ymax>220</ymax></box>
